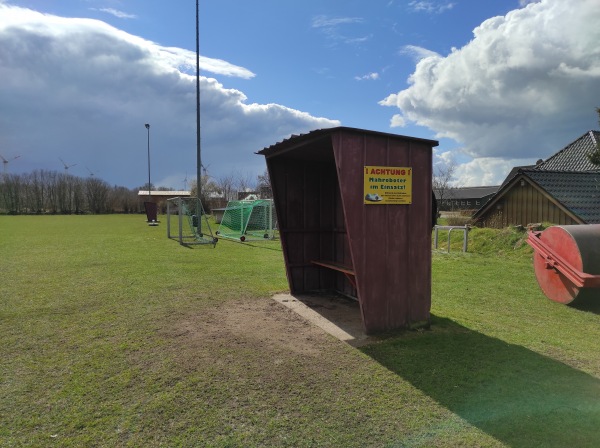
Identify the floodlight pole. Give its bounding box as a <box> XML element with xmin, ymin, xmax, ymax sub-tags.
<box><xmin>196</xmin><ymin>0</ymin><xmax>202</xmax><ymax>202</ymax></box>
<box><xmin>145</xmin><ymin>123</ymin><xmax>151</xmax><ymax>199</ymax></box>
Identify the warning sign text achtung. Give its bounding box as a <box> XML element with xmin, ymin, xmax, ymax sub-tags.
<box><xmin>363</xmin><ymin>166</ymin><xmax>412</xmax><ymax>205</ymax></box>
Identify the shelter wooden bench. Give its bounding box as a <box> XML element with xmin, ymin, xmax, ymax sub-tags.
<box><xmin>311</xmin><ymin>260</ymin><xmax>357</xmax><ymax>289</ymax></box>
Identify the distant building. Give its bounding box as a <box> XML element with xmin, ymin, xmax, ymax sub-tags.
<box><xmin>137</xmin><ymin>190</ymin><xmax>191</xmax><ymax>201</ymax></box>
<box><xmin>137</xmin><ymin>190</ymin><xmax>191</xmax><ymax>213</ymax></box>
<box><xmin>435</xmin><ymin>186</ymin><xmax>499</xmax><ymax>211</ymax></box>
<box><xmin>237</xmin><ymin>191</ymin><xmax>260</xmax><ymax>200</ymax></box>
<box><xmin>473</xmin><ymin>131</ymin><xmax>600</xmax><ymax>228</ymax></box>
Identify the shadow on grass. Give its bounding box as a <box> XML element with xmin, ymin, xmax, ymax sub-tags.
<box><xmin>569</xmin><ymin>297</ymin><xmax>600</xmax><ymax>315</ymax></box>
<box><xmin>361</xmin><ymin>316</ymin><xmax>600</xmax><ymax>447</ymax></box>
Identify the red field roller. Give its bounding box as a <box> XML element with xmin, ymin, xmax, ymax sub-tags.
<box><xmin>527</xmin><ymin>225</ymin><xmax>600</xmax><ymax>304</ymax></box>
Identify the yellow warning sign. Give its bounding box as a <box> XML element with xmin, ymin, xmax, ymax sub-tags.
<box><xmin>364</xmin><ymin>166</ymin><xmax>412</xmax><ymax>205</ymax></box>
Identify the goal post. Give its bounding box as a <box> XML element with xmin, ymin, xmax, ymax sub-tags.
<box><xmin>216</xmin><ymin>199</ymin><xmax>275</xmax><ymax>242</ymax></box>
<box><xmin>166</xmin><ymin>196</ymin><xmax>217</xmax><ymax>246</ymax></box>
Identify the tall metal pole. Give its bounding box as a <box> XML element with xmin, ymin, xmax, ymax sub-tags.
<box><xmin>145</xmin><ymin>123</ymin><xmax>151</xmax><ymax>199</ymax></box>
<box><xmin>196</xmin><ymin>0</ymin><xmax>202</xmax><ymax>203</ymax></box>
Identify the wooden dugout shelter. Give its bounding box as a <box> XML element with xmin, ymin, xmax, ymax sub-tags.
<box><xmin>257</xmin><ymin>127</ymin><xmax>438</xmax><ymax>334</ymax></box>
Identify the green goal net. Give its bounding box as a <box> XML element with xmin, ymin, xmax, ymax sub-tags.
<box><xmin>216</xmin><ymin>199</ymin><xmax>275</xmax><ymax>242</ymax></box>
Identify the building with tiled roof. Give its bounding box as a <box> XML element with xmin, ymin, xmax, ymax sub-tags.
<box><xmin>526</xmin><ymin>170</ymin><xmax>600</xmax><ymax>223</ymax></box>
<box><xmin>434</xmin><ymin>185</ymin><xmax>499</xmax><ymax>211</ymax></box>
<box><xmin>534</xmin><ymin>131</ymin><xmax>600</xmax><ymax>172</ymax></box>
<box><xmin>472</xmin><ymin>131</ymin><xmax>600</xmax><ymax>227</ymax></box>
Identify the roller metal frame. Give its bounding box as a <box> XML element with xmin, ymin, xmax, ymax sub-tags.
<box><xmin>527</xmin><ymin>230</ymin><xmax>600</xmax><ymax>289</ymax></box>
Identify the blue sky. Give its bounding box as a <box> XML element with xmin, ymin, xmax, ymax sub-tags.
<box><xmin>1</xmin><ymin>0</ymin><xmax>599</xmax><ymax>189</ymax></box>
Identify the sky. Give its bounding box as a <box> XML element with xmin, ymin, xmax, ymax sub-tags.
<box><xmin>1</xmin><ymin>0</ymin><xmax>599</xmax><ymax>189</ymax></box>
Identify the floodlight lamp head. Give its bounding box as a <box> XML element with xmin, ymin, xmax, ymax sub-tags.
<box><xmin>145</xmin><ymin>123</ymin><xmax>150</xmax><ymax>129</ymax></box>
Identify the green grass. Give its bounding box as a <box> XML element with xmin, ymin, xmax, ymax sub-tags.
<box><xmin>1</xmin><ymin>215</ymin><xmax>599</xmax><ymax>447</ymax></box>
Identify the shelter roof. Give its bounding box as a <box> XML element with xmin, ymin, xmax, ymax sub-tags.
<box><xmin>256</xmin><ymin>126</ymin><xmax>438</xmax><ymax>158</ymax></box>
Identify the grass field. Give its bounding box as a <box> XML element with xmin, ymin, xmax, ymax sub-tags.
<box><xmin>1</xmin><ymin>215</ymin><xmax>599</xmax><ymax>447</ymax></box>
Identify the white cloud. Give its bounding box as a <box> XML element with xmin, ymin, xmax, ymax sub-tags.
<box><xmin>0</xmin><ymin>5</ymin><xmax>339</xmax><ymax>188</ymax></box>
<box><xmin>408</xmin><ymin>1</ymin><xmax>456</xmax><ymax>14</ymax></box>
<box><xmin>381</xmin><ymin>0</ymin><xmax>600</xmax><ymax>185</ymax></box>
<box><xmin>433</xmin><ymin>148</ymin><xmax>455</xmax><ymax>168</ymax></box>
<box><xmin>95</xmin><ymin>8</ymin><xmax>137</xmax><ymax>19</ymax></box>
<box><xmin>311</xmin><ymin>15</ymin><xmax>370</xmax><ymax>46</ymax></box>
<box><xmin>433</xmin><ymin>148</ymin><xmax>535</xmax><ymax>187</ymax></box>
<box><xmin>390</xmin><ymin>114</ymin><xmax>406</xmax><ymax>127</ymax></box>
<box><xmin>1</xmin><ymin>6</ymin><xmax>254</xmax><ymax>79</ymax></box>
<box><xmin>400</xmin><ymin>45</ymin><xmax>441</xmax><ymax>62</ymax></box>
<box><xmin>355</xmin><ymin>72</ymin><xmax>380</xmax><ymax>81</ymax></box>
<box><xmin>452</xmin><ymin>157</ymin><xmax>536</xmax><ymax>187</ymax></box>
<box><xmin>311</xmin><ymin>16</ymin><xmax>363</xmax><ymax>28</ymax></box>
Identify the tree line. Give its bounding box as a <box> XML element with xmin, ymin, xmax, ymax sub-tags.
<box><xmin>0</xmin><ymin>170</ymin><xmax>141</xmax><ymax>214</ymax></box>
<box><xmin>0</xmin><ymin>168</ymin><xmax>272</xmax><ymax>215</ymax></box>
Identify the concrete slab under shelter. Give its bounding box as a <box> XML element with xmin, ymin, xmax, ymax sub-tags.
<box><xmin>272</xmin><ymin>292</ymin><xmax>376</xmax><ymax>347</ymax></box>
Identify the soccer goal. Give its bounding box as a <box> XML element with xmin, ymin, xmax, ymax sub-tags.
<box><xmin>216</xmin><ymin>199</ymin><xmax>275</xmax><ymax>242</ymax></box>
<box><xmin>166</xmin><ymin>197</ymin><xmax>217</xmax><ymax>246</ymax></box>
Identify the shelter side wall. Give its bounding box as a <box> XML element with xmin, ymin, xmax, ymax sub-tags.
<box><xmin>332</xmin><ymin>130</ymin><xmax>432</xmax><ymax>333</ymax></box>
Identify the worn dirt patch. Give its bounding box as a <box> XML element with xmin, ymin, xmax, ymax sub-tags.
<box><xmin>160</xmin><ymin>293</ymin><xmax>375</xmax><ymax>372</ymax></box>
<box><xmin>161</xmin><ymin>297</ymin><xmax>345</xmax><ymax>360</ymax></box>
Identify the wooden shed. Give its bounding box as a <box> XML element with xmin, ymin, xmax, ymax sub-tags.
<box><xmin>472</xmin><ymin>169</ymin><xmax>600</xmax><ymax>228</ymax></box>
<box><xmin>472</xmin><ymin>131</ymin><xmax>600</xmax><ymax>228</ymax></box>
<box><xmin>257</xmin><ymin>127</ymin><xmax>438</xmax><ymax>334</ymax></box>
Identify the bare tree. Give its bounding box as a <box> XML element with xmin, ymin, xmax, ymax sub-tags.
<box><xmin>26</xmin><ymin>170</ymin><xmax>49</xmax><ymax>213</ymax></box>
<box><xmin>108</xmin><ymin>186</ymin><xmax>138</xmax><ymax>213</ymax></box>
<box><xmin>234</xmin><ymin>170</ymin><xmax>256</xmax><ymax>198</ymax></box>
<box><xmin>45</xmin><ymin>170</ymin><xmax>60</xmax><ymax>214</ymax></box>
<box><xmin>56</xmin><ymin>172</ymin><xmax>70</xmax><ymax>213</ymax></box>
<box><xmin>0</xmin><ymin>173</ymin><xmax>23</xmax><ymax>214</ymax></box>
<box><xmin>433</xmin><ymin>159</ymin><xmax>458</xmax><ymax>211</ymax></box>
<box><xmin>1</xmin><ymin>169</ymin><xmax>137</xmax><ymax>215</ymax></box>
<box><xmin>140</xmin><ymin>182</ymin><xmax>155</xmax><ymax>193</ymax></box>
<box><xmin>56</xmin><ymin>172</ymin><xmax>79</xmax><ymax>214</ymax></box>
<box><xmin>215</xmin><ymin>172</ymin><xmax>236</xmax><ymax>202</ymax></box>
<box><xmin>188</xmin><ymin>174</ymin><xmax>218</xmax><ymax>212</ymax></box>
<box><xmin>85</xmin><ymin>177</ymin><xmax>110</xmax><ymax>214</ymax></box>
<box><xmin>20</xmin><ymin>173</ymin><xmax>35</xmax><ymax>213</ymax></box>
<box><xmin>257</xmin><ymin>169</ymin><xmax>272</xmax><ymax>198</ymax></box>
<box><xmin>72</xmin><ymin>177</ymin><xmax>85</xmax><ymax>214</ymax></box>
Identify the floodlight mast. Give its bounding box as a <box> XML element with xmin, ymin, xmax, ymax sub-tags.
<box><xmin>196</xmin><ymin>0</ymin><xmax>201</xmax><ymax>202</ymax></box>
<box><xmin>145</xmin><ymin>123</ymin><xmax>151</xmax><ymax>200</ymax></box>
